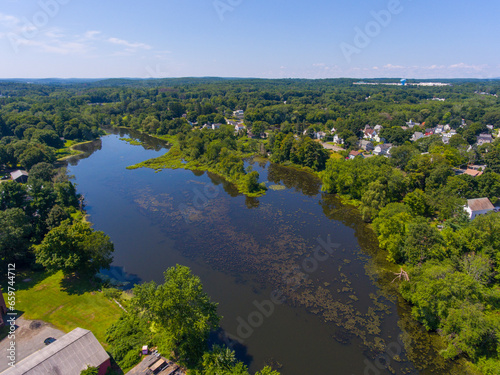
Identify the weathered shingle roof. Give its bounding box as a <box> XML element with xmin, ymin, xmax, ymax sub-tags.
<box><xmin>2</xmin><ymin>328</ymin><xmax>109</xmax><ymax>375</ymax></box>
<box><xmin>10</xmin><ymin>170</ymin><xmax>28</xmax><ymax>180</ymax></box>
<box><xmin>467</xmin><ymin>198</ymin><xmax>494</xmax><ymax>212</ymax></box>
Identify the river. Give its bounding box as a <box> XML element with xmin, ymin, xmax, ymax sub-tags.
<box><xmin>67</xmin><ymin>128</ymin><xmax>468</xmax><ymax>375</ymax></box>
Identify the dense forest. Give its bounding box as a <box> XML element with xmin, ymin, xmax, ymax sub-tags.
<box><xmin>2</xmin><ymin>77</ymin><xmax>500</xmax><ymax>374</ymax></box>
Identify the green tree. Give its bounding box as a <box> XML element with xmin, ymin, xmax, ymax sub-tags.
<box><xmin>80</xmin><ymin>366</ymin><xmax>99</xmax><ymax>375</ymax></box>
<box><xmin>106</xmin><ymin>312</ymin><xmax>152</xmax><ymax>366</ymax></box>
<box><xmin>131</xmin><ymin>265</ymin><xmax>220</xmax><ymax>365</ymax></box>
<box><xmin>35</xmin><ymin>220</ymin><xmax>114</xmax><ymax>276</ymax></box>
<box><xmin>0</xmin><ymin>208</ymin><xmax>33</xmax><ymax>264</ymax></box>
<box><xmin>29</xmin><ymin>162</ymin><xmax>56</xmax><ymax>182</ymax></box>
<box><xmin>403</xmin><ymin>218</ymin><xmax>443</xmax><ymax>264</ymax></box>
<box><xmin>0</xmin><ymin>181</ymin><xmax>28</xmax><ymax>210</ymax></box>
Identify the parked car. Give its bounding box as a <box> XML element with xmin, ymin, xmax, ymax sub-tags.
<box><xmin>44</xmin><ymin>337</ymin><xmax>56</xmax><ymax>345</ymax></box>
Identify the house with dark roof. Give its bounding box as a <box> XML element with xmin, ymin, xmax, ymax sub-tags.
<box><xmin>10</xmin><ymin>170</ymin><xmax>28</xmax><ymax>183</ymax></box>
<box><xmin>465</xmin><ymin>198</ymin><xmax>495</xmax><ymax>219</ymax></box>
<box><xmin>411</xmin><ymin>132</ymin><xmax>424</xmax><ymax>142</ymax></box>
<box><xmin>373</xmin><ymin>143</ymin><xmax>393</xmax><ymax>157</ymax></box>
<box><xmin>2</xmin><ymin>328</ymin><xmax>110</xmax><ymax>375</ymax></box>
<box><xmin>477</xmin><ymin>133</ymin><xmax>493</xmax><ymax>146</ymax></box>
<box><xmin>358</xmin><ymin>140</ymin><xmax>374</xmax><ymax>152</ymax></box>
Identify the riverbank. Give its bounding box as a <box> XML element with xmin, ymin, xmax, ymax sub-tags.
<box><xmin>1</xmin><ymin>271</ymin><xmax>122</xmax><ymax>347</ymax></box>
<box><xmin>56</xmin><ymin>139</ymin><xmax>101</xmax><ymax>161</ymax></box>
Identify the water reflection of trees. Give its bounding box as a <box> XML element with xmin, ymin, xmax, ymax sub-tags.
<box><xmin>114</xmin><ymin>127</ymin><xmax>169</xmax><ymax>151</ymax></box>
<box><xmin>64</xmin><ymin>139</ymin><xmax>102</xmax><ymax>166</ymax></box>
<box><xmin>267</xmin><ymin>163</ymin><xmax>321</xmax><ymax>196</ymax></box>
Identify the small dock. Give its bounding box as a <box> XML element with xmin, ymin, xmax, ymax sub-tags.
<box><xmin>126</xmin><ymin>354</ymin><xmax>186</xmax><ymax>375</ymax></box>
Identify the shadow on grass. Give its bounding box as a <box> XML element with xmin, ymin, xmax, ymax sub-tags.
<box><xmin>0</xmin><ymin>270</ymin><xmax>53</xmax><ymax>293</ymax></box>
<box><xmin>60</xmin><ymin>273</ymin><xmax>101</xmax><ymax>296</ymax></box>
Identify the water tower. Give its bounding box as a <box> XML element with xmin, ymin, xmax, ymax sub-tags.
<box><xmin>400</xmin><ymin>79</ymin><xmax>407</xmax><ymax>86</ymax></box>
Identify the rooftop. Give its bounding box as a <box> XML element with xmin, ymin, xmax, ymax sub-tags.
<box><xmin>1</xmin><ymin>328</ymin><xmax>109</xmax><ymax>375</ymax></box>
<box><xmin>467</xmin><ymin>198</ymin><xmax>494</xmax><ymax>212</ymax></box>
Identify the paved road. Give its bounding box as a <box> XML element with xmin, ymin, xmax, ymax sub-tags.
<box><xmin>321</xmin><ymin>142</ymin><xmax>345</xmax><ymax>152</ymax></box>
<box><xmin>0</xmin><ymin>317</ymin><xmax>65</xmax><ymax>372</ymax></box>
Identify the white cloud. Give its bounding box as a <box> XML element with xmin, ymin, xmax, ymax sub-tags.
<box><xmin>0</xmin><ymin>12</ymin><xmax>20</xmax><ymax>29</ymax></box>
<box><xmin>107</xmin><ymin>37</ymin><xmax>152</xmax><ymax>50</ymax></box>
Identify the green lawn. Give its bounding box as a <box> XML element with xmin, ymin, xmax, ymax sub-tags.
<box><xmin>5</xmin><ymin>271</ymin><xmax>122</xmax><ymax>347</ymax></box>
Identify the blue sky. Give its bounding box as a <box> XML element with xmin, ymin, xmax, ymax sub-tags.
<box><xmin>0</xmin><ymin>0</ymin><xmax>499</xmax><ymax>79</ymax></box>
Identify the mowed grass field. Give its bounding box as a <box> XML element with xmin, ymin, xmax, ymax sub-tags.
<box><xmin>3</xmin><ymin>271</ymin><xmax>122</xmax><ymax>347</ymax></box>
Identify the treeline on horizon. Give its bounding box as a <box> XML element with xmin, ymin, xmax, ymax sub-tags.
<box><xmin>1</xmin><ymin>78</ymin><xmax>500</xmax><ymax>374</ymax></box>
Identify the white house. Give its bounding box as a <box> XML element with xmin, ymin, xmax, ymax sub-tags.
<box><xmin>333</xmin><ymin>134</ymin><xmax>344</xmax><ymax>144</ymax></box>
<box><xmin>235</xmin><ymin>124</ymin><xmax>246</xmax><ymax>132</ymax></box>
<box><xmin>465</xmin><ymin>198</ymin><xmax>495</xmax><ymax>219</ymax></box>
<box><xmin>373</xmin><ymin>144</ymin><xmax>393</xmax><ymax>157</ymax></box>
<box><xmin>316</xmin><ymin>131</ymin><xmax>327</xmax><ymax>140</ymax></box>
<box><xmin>406</xmin><ymin>119</ymin><xmax>420</xmax><ymax>128</ymax></box>
<box><xmin>233</xmin><ymin>110</ymin><xmax>244</xmax><ymax>119</ymax></box>
<box><xmin>411</xmin><ymin>132</ymin><xmax>424</xmax><ymax>142</ymax></box>
<box><xmin>442</xmin><ymin>130</ymin><xmax>457</xmax><ymax>139</ymax></box>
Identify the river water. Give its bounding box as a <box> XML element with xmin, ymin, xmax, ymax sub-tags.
<box><xmin>67</xmin><ymin>129</ymin><xmax>468</xmax><ymax>375</ymax></box>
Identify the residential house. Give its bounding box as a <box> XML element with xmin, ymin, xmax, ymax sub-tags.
<box><xmin>373</xmin><ymin>143</ymin><xmax>393</xmax><ymax>157</ymax></box>
<box><xmin>373</xmin><ymin>133</ymin><xmax>385</xmax><ymax>143</ymax></box>
<box><xmin>358</xmin><ymin>140</ymin><xmax>374</xmax><ymax>152</ymax></box>
<box><xmin>348</xmin><ymin>150</ymin><xmax>363</xmax><ymax>160</ymax></box>
<box><xmin>465</xmin><ymin>198</ymin><xmax>495</xmax><ymax>220</ymax></box>
<box><xmin>234</xmin><ymin>124</ymin><xmax>246</xmax><ymax>132</ymax></box>
<box><xmin>363</xmin><ymin>128</ymin><xmax>376</xmax><ymax>140</ymax></box>
<box><xmin>233</xmin><ymin>110</ymin><xmax>244</xmax><ymax>119</ymax></box>
<box><xmin>425</xmin><ymin>128</ymin><xmax>436</xmax><ymax>136</ymax></box>
<box><xmin>442</xmin><ymin>129</ymin><xmax>457</xmax><ymax>139</ymax></box>
<box><xmin>487</xmin><ymin>124</ymin><xmax>494</xmax><ymax>131</ymax></box>
<box><xmin>477</xmin><ymin>133</ymin><xmax>493</xmax><ymax>146</ymax></box>
<box><xmin>435</xmin><ymin>125</ymin><xmax>444</xmax><ymax>134</ymax></box>
<box><xmin>406</xmin><ymin>119</ymin><xmax>421</xmax><ymax>128</ymax></box>
<box><xmin>333</xmin><ymin>134</ymin><xmax>344</xmax><ymax>144</ymax></box>
<box><xmin>211</xmin><ymin>123</ymin><xmax>222</xmax><ymax>130</ymax></box>
<box><xmin>463</xmin><ymin>164</ymin><xmax>486</xmax><ymax>177</ymax></box>
<box><xmin>374</xmin><ymin>124</ymin><xmax>383</xmax><ymax>132</ymax></box>
<box><xmin>2</xmin><ymin>328</ymin><xmax>111</xmax><ymax>375</ymax></box>
<box><xmin>316</xmin><ymin>131</ymin><xmax>327</xmax><ymax>140</ymax></box>
<box><xmin>444</xmin><ymin>124</ymin><xmax>451</xmax><ymax>131</ymax></box>
<box><xmin>411</xmin><ymin>132</ymin><xmax>424</xmax><ymax>142</ymax></box>
<box><xmin>10</xmin><ymin>170</ymin><xmax>29</xmax><ymax>183</ymax></box>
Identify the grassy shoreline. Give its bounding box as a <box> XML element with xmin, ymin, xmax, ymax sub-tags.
<box><xmin>56</xmin><ymin>139</ymin><xmax>100</xmax><ymax>161</ymax></box>
<box><xmin>1</xmin><ymin>271</ymin><xmax>122</xmax><ymax>348</ymax></box>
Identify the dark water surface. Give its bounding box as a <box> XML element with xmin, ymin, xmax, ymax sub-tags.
<box><xmin>67</xmin><ymin>129</ymin><xmax>467</xmax><ymax>375</ymax></box>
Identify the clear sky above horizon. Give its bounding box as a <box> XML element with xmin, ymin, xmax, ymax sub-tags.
<box><xmin>0</xmin><ymin>0</ymin><xmax>499</xmax><ymax>79</ymax></box>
